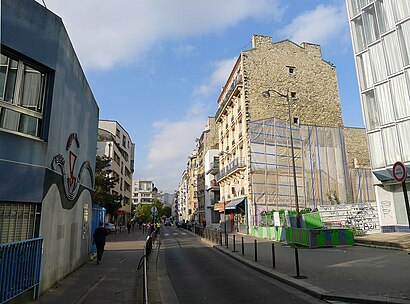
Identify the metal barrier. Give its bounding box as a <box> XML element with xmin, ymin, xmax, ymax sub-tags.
<box><xmin>0</xmin><ymin>238</ymin><xmax>43</xmax><ymax>304</ymax></box>
<box><xmin>137</xmin><ymin>230</ymin><xmax>158</xmax><ymax>304</ymax></box>
<box><xmin>196</xmin><ymin>228</ymin><xmax>223</xmax><ymax>245</ymax></box>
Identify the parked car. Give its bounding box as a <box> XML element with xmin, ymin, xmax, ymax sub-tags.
<box><xmin>165</xmin><ymin>218</ymin><xmax>172</xmax><ymax>226</ymax></box>
<box><xmin>176</xmin><ymin>221</ymin><xmax>183</xmax><ymax>228</ymax></box>
<box><xmin>105</xmin><ymin>223</ymin><xmax>116</xmax><ymax>234</ymax></box>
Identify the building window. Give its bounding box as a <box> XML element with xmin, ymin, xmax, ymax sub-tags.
<box><xmin>375</xmin><ymin>0</ymin><xmax>395</xmax><ymax>34</ymax></box>
<box><xmin>290</xmin><ymin>92</ymin><xmax>297</xmax><ymax>99</ymax></box>
<box><xmin>0</xmin><ymin>53</ymin><xmax>47</xmax><ymax>138</ymax></box>
<box><xmin>116</xmin><ymin>128</ymin><xmax>120</xmax><ymax>137</ymax></box>
<box><xmin>363</xmin><ymin>5</ymin><xmax>380</xmax><ymax>45</ymax></box>
<box><xmin>351</xmin><ymin>16</ymin><xmax>366</xmax><ymax>52</ymax></box>
<box><xmin>122</xmin><ymin>135</ymin><xmax>126</xmax><ymax>147</ymax></box>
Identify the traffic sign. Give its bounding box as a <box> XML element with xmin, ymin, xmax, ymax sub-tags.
<box><xmin>393</xmin><ymin>161</ymin><xmax>407</xmax><ymax>182</ymax></box>
<box><xmin>151</xmin><ymin>206</ymin><xmax>158</xmax><ymax>215</ymax></box>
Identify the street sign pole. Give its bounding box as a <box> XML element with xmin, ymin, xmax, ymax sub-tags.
<box><xmin>393</xmin><ymin>162</ymin><xmax>410</xmax><ymax>228</ymax></box>
<box><xmin>402</xmin><ymin>180</ymin><xmax>410</xmax><ymax>229</ymax></box>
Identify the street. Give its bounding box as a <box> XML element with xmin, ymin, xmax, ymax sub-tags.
<box><xmin>155</xmin><ymin>226</ymin><xmax>325</xmax><ymax>304</ymax></box>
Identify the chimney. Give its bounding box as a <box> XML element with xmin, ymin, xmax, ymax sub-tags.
<box><xmin>252</xmin><ymin>34</ymin><xmax>272</xmax><ymax>49</ymax></box>
<box><xmin>301</xmin><ymin>42</ymin><xmax>322</xmax><ymax>58</ymax></box>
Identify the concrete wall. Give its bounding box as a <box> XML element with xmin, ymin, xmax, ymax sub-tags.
<box><xmin>1</xmin><ymin>0</ymin><xmax>99</xmax><ymax>293</ymax></box>
<box><xmin>243</xmin><ymin>36</ymin><xmax>343</xmax><ymax>127</ymax></box>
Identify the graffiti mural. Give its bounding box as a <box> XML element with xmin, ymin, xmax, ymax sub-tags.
<box><xmin>318</xmin><ymin>202</ymin><xmax>380</xmax><ymax>234</ymax></box>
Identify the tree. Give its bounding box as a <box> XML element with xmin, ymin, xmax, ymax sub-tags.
<box><xmin>94</xmin><ymin>155</ymin><xmax>122</xmax><ymax>218</ymax></box>
<box><xmin>136</xmin><ymin>199</ymin><xmax>164</xmax><ymax>222</ymax></box>
<box><xmin>163</xmin><ymin>206</ymin><xmax>171</xmax><ymax>217</ymax></box>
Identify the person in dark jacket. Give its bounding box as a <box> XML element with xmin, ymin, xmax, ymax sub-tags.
<box><xmin>93</xmin><ymin>221</ymin><xmax>107</xmax><ymax>264</ymax></box>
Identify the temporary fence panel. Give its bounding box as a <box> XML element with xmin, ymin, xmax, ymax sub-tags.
<box><xmin>318</xmin><ymin>202</ymin><xmax>380</xmax><ymax>234</ymax></box>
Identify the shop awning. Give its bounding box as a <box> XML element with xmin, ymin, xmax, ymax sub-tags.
<box><xmin>225</xmin><ymin>197</ymin><xmax>245</xmax><ymax>210</ymax></box>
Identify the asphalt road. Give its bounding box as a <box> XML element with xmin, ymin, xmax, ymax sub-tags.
<box><xmin>158</xmin><ymin>226</ymin><xmax>325</xmax><ymax>304</ymax></box>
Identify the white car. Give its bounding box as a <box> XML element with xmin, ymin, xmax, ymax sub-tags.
<box><xmin>105</xmin><ymin>223</ymin><xmax>116</xmax><ymax>234</ymax></box>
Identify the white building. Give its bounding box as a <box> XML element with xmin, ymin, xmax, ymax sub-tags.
<box><xmin>132</xmin><ymin>180</ymin><xmax>154</xmax><ymax>206</ymax></box>
<box><xmin>97</xmin><ymin>120</ymin><xmax>135</xmax><ymax>223</ymax></box>
<box><xmin>347</xmin><ymin>0</ymin><xmax>410</xmax><ymax>232</ymax></box>
<box><xmin>204</xmin><ymin>150</ymin><xmax>221</xmax><ymax>228</ymax></box>
<box><xmin>178</xmin><ymin>171</ymin><xmax>189</xmax><ymax>221</ymax></box>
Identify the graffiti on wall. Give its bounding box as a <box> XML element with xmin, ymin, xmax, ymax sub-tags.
<box><xmin>318</xmin><ymin>202</ymin><xmax>380</xmax><ymax>234</ymax></box>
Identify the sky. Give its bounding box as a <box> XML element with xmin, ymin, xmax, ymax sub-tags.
<box><xmin>37</xmin><ymin>0</ymin><xmax>363</xmax><ymax>193</ymax></box>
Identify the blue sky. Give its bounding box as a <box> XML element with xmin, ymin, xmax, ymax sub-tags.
<box><xmin>38</xmin><ymin>0</ymin><xmax>362</xmax><ymax>193</ymax></box>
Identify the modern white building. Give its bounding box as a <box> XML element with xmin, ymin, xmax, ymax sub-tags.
<box><xmin>347</xmin><ymin>0</ymin><xmax>410</xmax><ymax>232</ymax></box>
<box><xmin>97</xmin><ymin>120</ymin><xmax>135</xmax><ymax>223</ymax></box>
<box><xmin>178</xmin><ymin>171</ymin><xmax>189</xmax><ymax>221</ymax></box>
<box><xmin>204</xmin><ymin>150</ymin><xmax>221</xmax><ymax>228</ymax></box>
<box><xmin>132</xmin><ymin>179</ymin><xmax>154</xmax><ymax>206</ymax></box>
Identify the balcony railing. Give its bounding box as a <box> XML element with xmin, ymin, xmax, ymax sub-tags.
<box><xmin>215</xmin><ymin>73</ymin><xmax>243</xmax><ymax>120</ymax></box>
<box><xmin>206</xmin><ymin>161</ymin><xmax>219</xmax><ymax>175</ymax></box>
<box><xmin>216</xmin><ymin>157</ymin><xmax>246</xmax><ymax>181</ymax></box>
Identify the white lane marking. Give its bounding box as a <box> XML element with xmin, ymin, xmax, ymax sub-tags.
<box><xmin>164</xmin><ymin>233</ymin><xmax>169</xmax><ymax>236</ymax></box>
<box><xmin>173</xmin><ymin>233</ymin><xmax>178</xmax><ymax>235</ymax></box>
<box><xmin>181</xmin><ymin>233</ymin><xmax>187</xmax><ymax>235</ymax></box>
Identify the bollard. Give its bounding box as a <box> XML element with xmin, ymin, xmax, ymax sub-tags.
<box><xmin>226</xmin><ymin>233</ymin><xmax>229</xmax><ymax>248</ymax></box>
<box><xmin>295</xmin><ymin>247</ymin><xmax>301</xmax><ymax>278</ymax></box>
<box><xmin>142</xmin><ymin>225</ymin><xmax>145</xmax><ymax>234</ymax></box>
<box><xmin>254</xmin><ymin>239</ymin><xmax>258</xmax><ymax>262</ymax></box>
<box><xmin>232</xmin><ymin>235</ymin><xmax>238</xmax><ymax>252</ymax></box>
<box><xmin>272</xmin><ymin>243</ymin><xmax>276</xmax><ymax>268</ymax></box>
<box><xmin>220</xmin><ymin>232</ymin><xmax>223</xmax><ymax>246</ymax></box>
<box><xmin>241</xmin><ymin>237</ymin><xmax>244</xmax><ymax>256</ymax></box>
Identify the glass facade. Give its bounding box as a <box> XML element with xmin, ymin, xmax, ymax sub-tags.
<box><xmin>347</xmin><ymin>0</ymin><xmax>410</xmax><ymax>171</ymax></box>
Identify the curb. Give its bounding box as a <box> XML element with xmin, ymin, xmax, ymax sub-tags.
<box><xmin>197</xmin><ymin>236</ymin><xmax>410</xmax><ymax>304</ymax></box>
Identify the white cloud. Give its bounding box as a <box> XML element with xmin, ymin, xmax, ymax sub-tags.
<box><xmin>172</xmin><ymin>44</ymin><xmax>196</xmax><ymax>58</ymax></box>
<box><xmin>138</xmin><ymin>56</ymin><xmax>237</xmax><ymax>192</ymax></box>
<box><xmin>37</xmin><ymin>0</ymin><xmax>282</xmax><ymax>70</ymax></box>
<box><xmin>281</xmin><ymin>4</ymin><xmax>347</xmax><ymax>46</ymax></box>
<box><xmin>193</xmin><ymin>57</ymin><xmax>238</xmax><ymax>99</ymax></box>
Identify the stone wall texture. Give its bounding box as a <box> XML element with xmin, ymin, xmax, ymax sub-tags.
<box><xmin>243</xmin><ymin>35</ymin><xmax>343</xmax><ymax>128</ymax></box>
<box><xmin>343</xmin><ymin>127</ymin><xmax>371</xmax><ymax>168</ymax></box>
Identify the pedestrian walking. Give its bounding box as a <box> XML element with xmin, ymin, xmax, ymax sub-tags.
<box><xmin>93</xmin><ymin>221</ymin><xmax>107</xmax><ymax>265</ymax></box>
<box><xmin>127</xmin><ymin>221</ymin><xmax>131</xmax><ymax>234</ymax></box>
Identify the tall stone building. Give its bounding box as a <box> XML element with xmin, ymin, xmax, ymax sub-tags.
<box><xmin>215</xmin><ymin>34</ymin><xmax>348</xmax><ymax>233</ymax></box>
<box><xmin>346</xmin><ymin>0</ymin><xmax>410</xmax><ymax>232</ymax></box>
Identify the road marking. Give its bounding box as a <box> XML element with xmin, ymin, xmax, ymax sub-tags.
<box><xmin>164</xmin><ymin>233</ymin><xmax>169</xmax><ymax>236</ymax></box>
<box><xmin>173</xmin><ymin>233</ymin><xmax>178</xmax><ymax>235</ymax></box>
<box><xmin>181</xmin><ymin>233</ymin><xmax>187</xmax><ymax>235</ymax></box>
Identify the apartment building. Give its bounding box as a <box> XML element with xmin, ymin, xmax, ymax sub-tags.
<box><xmin>187</xmin><ymin>150</ymin><xmax>198</xmax><ymax>221</ymax></box>
<box><xmin>132</xmin><ymin>180</ymin><xmax>154</xmax><ymax>206</ymax></box>
<box><xmin>97</xmin><ymin>120</ymin><xmax>135</xmax><ymax>223</ymax></box>
<box><xmin>178</xmin><ymin>171</ymin><xmax>189</xmax><ymax>221</ymax></box>
<box><xmin>195</xmin><ymin>117</ymin><xmax>219</xmax><ymax>224</ymax></box>
<box><xmin>215</xmin><ymin>34</ymin><xmax>345</xmax><ymax>233</ymax></box>
<box><xmin>204</xmin><ymin>149</ymin><xmax>221</xmax><ymax>228</ymax></box>
<box><xmin>347</xmin><ymin>0</ymin><xmax>410</xmax><ymax>231</ymax></box>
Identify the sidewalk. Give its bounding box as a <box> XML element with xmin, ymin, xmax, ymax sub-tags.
<box><xmin>26</xmin><ymin>227</ymin><xmax>148</xmax><ymax>304</ymax></box>
<box><xmin>202</xmin><ymin>231</ymin><xmax>410</xmax><ymax>304</ymax></box>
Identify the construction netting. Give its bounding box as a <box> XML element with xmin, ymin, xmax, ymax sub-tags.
<box><xmin>249</xmin><ymin>117</ymin><xmax>375</xmax><ymax>226</ymax></box>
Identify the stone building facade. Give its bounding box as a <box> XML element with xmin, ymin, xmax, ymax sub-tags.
<box><xmin>215</xmin><ymin>34</ymin><xmax>353</xmax><ymax>233</ymax></box>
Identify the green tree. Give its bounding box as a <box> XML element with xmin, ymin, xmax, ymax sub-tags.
<box><xmin>163</xmin><ymin>206</ymin><xmax>171</xmax><ymax>217</ymax></box>
<box><xmin>94</xmin><ymin>155</ymin><xmax>122</xmax><ymax>218</ymax></box>
<box><xmin>136</xmin><ymin>199</ymin><xmax>164</xmax><ymax>222</ymax></box>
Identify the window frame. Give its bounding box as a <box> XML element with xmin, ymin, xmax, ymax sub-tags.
<box><xmin>0</xmin><ymin>49</ymin><xmax>51</xmax><ymax>140</ymax></box>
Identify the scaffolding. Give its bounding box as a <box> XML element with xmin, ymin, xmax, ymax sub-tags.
<box><xmin>249</xmin><ymin>117</ymin><xmax>375</xmax><ymax>226</ymax></box>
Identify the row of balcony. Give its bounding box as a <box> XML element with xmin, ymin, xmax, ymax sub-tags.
<box><xmin>216</xmin><ymin>157</ymin><xmax>246</xmax><ymax>181</ymax></box>
<box><xmin>215</xmin><ymin>73</ymin><xmax>243</xmax><ymax>120</ymax></box>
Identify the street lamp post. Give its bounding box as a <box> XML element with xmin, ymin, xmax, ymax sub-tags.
<box><xmin>262</xmin><ymin>88</ymin><xmax>300</xmax><ymax>228</ymax></box>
